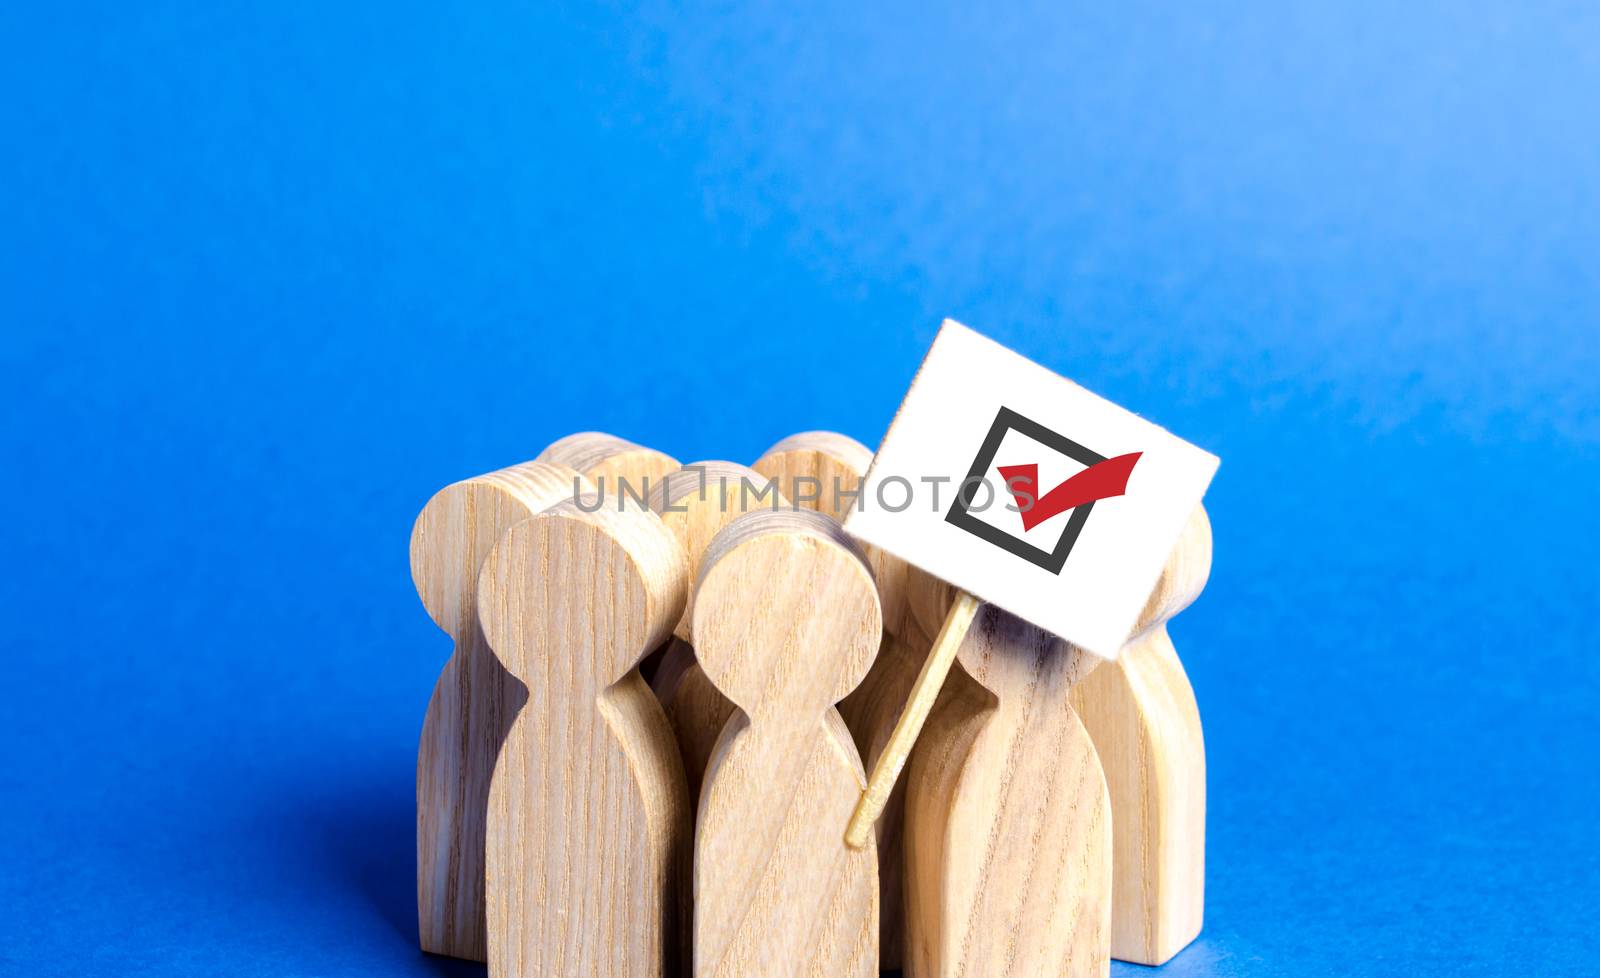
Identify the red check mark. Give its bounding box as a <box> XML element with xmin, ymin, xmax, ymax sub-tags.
<box><xmin>997</xmin><ymin>452</ymin><xmax>1142</xmax><ymax>532</ymax></box>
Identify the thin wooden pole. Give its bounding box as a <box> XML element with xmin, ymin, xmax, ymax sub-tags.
<box><xmin>845</xmin><ymin>590</ymin><xmax>981</xmax><ymax>849</ymax></box>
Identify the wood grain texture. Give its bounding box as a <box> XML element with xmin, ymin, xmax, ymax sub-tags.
<box><xmin>748</xmin><ymin>431</ymin><xmax>871</xmax><ymax>517</ymax></box>
<box><xmin>649</xmin><ymin>638</ymin><xmax>733</xmax><ymax>809</ymax></box>
<box><xmin>752</xmin><ymin>431</ymin><xmax>911</xmax><ymax>637</ymax></box>
<box><xmin>411</xmin><ymin>459</ymin><xmax>588</xmax><ymax>961</ymax></box>
<box><xmin>691</xmin><ymin>509</ymin><xmax>883</xmax><ymax>978</ymax></box>
<box><xmin>1066</xmin><ymin>504</ymin><xmax>1211</xmax><ymax>965</ymax></box>
<box><xmin>649</xmin><ymin>461</ymin><xmax>787</xmax><ymax>642</ymax></box>
<box><xmin>644</xmin><ymin>460</ymin><xmax>783</xmax><ymax>810</ymax></box>
<box><xmin>540</xmin><ymin>432</ymin><xmax>683</xmax><ymax>683</ymax></box>
<box><xmin>835</xmin><ymin>632</ymin><xmax>927</xmax><ymax>970</ymax></box>
<box><xmin>752</xmin><ymin>431</ymin><xmax>925</xmax><ymax>971</ymax></box>
<box><xmin>845</xmin><ymin>592</ymin><xmax>978</xmax><ymax>850</ymax></box>
<box><xmin>478</xmin><ymin>497</ymin><xmax>692</xmax><ymax>978</ymax></box>
<box><xmin>537</xmin><ymin>431</ymin><xmax>681</xmax><ymax>500</ymax></box>
<box><xmin>904</xmin><ymin>605</ymin><xmax>1112</xmax><ymax>978</ymax></box>
<box><xmin>906</xmin><ymin>505</ymin><xmax>1213</xmax><ymax>967</ymax></box>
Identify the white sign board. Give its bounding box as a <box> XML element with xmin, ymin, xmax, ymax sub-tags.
<box><xmin>846</xmin><ymin>320</ymin><xmax>1219</xmax><ymax>658</ymax></box>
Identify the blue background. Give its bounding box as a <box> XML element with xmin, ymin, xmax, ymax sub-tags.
<box><xmin>3</xmin><ymin>2</ymin><xmax>1597</xmax><ymax>975</ymax></box>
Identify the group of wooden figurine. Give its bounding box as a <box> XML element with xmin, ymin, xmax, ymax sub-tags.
<box><xmin>411</xmin><ymin>430</ymin><xmax>1211</xmax><ymax>978</ymax></box>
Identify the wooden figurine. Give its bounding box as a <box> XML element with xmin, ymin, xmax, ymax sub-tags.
<box><xmin>1067</xmin><ymin>504</ymin><xmax>1211</xmax><ymax>964</ymax></box>
<box><xmin>411</xmin><ymin>459</ymin><xmax>586</xmax><ymax>961</ymax></box>
<box><xmin>903</xmin><ymin>604</ymin><xmax>1112</xmax><ymax>978</ymax></box>
<box><xmin>692</xmin><ymin>510</ymin><xmax>883</xmax><ymax>978</ymax></box>
<box><xmin>646</xmin><ymin>461</ymin><xmax>786</xmax><ymax>806</ymax></box>
<box><xmin>477</xmin><ymin>496</ymin><xmax>692</xmax><ymax>978</ymax></box>
<box><xmin>907</xmin><ymin>505</ymin><xmax>1213</xmax><ymax>968</ymax></box>
<box><xmin>753</xmin><ymin>430</ymin><xmax>924</xmax><ymax>970</ymax></box>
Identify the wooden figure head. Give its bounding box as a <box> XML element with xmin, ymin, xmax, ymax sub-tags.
<box><xmin>409</xmin><ymin>460</ymin><xmax>584</xmax><ymax>639</ymax></box>
<box><xmin>537</xmin><ymin>431</ymin><xmax>680</xmax><ymax>497</ymax></box>
<box><xmin>753</xmin><ymin>431</ymin><xmax>913</xmax><ymax>640</ymax></box>
<box><xmin>1131</xmin><ymin>503</ymin><xmax>1212</xmax><ymax>641</ymax></box>
<box><xmin>477</xmin><ymin>496</ymin><xmax>688</xmax><ymax>690</ymax></box>
<box><xmin>692</xmin><ymin>509</ymin><xmax>882</xmax><ymax>723</ymax></box>
<box><xmin>751</xmin><ymin>431</ymin><xmax>873</xmax><ymax>521</ymax></box>
<box><xmin>649</xmin><ymin>461</ymin><xmax>787</xmax><ymax>641</ymax></box>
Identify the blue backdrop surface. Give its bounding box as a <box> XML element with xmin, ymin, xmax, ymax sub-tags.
<box><xmin>3</xmin><ymin>2</ymin><xmax>1597</xmax><ymax>975</ymax></box>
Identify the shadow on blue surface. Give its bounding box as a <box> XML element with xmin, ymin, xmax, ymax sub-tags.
<box><xmin>291</xmin><ymin>760</ymin><xmax>486</xmax><ymax>977</ymax></box>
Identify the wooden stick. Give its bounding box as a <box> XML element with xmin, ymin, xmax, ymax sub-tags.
<box><xmin>844</xmin><ymin>589</ymin><xmax>981</xmax><ymax>849</ymax></box>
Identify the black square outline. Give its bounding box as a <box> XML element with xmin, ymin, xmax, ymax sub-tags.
<box><xmin>944</xmin><ymin>406</ymin><xmax>1108</xmax><ymax>574</ymax></box>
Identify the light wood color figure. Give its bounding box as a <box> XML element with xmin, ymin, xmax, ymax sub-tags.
<box><xmin>650</xmin><ymin>461</ymin><xmax>785</xmax><ymax>641</ymax></box>
<box><xmin>540</xmin><ymin>430</ymin><xmax>683</xmax><ymax>682</ymax></box>
<box><xmin>650</xmin><ymin>639</ymin><xmax>736</xmax><ymax>811</ymax></box>
<box><xmin>908</xmin><ymin>505</ymin><xmax>1213</xmax><ymax>967</ymax></box>
<box><xmin>835</xmin><ymin>632</ymin><xmax>924</xmax><ymax>971</ymax></box>
<box><xmin>478</xmin><ymin>497</ymin><xmax>692</xmax><ymax>978</ymax></box>
<box><xmin>692</xmin><ymin>510</ymin><xmax>883</xmax><ymax>978</ymax></box>
<box><xmin>903</xmin><ymin>605</ymin><xmax>1112</xmax><ymax>978</ymax></box>
<box><xmin>751</xmin><ymin>431</ymin><xmax>911</xmax><ymax>635</ymax></box>
<box><xmin>537</xmin><ymin>431</ymin><xmax>681</xmax><ymax>500</ymax></box>
<box><xmin>411</xmin><ymin>459</ymin><xmax>587</xmax><ymax>961</ymax></box>
<box><xmin>753</xmin><ymin>431</ymin><xmax>925</xmax><ymax>970</ymax></box>
<box><xmin>647</xmin><ymin>461</ymin><xmax>786</xmax><ymax>807</ymax></box>
<box><xmin>1067</xmin><ymin>505</ymin><xmax>1211</xmax><ymax>964</ymax></box>
<box><xmin>648</xmin><ymin>636</ymin><xmax>726</xmax><ymax>801</ymax></box>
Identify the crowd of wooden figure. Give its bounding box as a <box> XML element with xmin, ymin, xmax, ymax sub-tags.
<box><xmin>411</xmin><ymin>431</ymin><xmax>1211</xmax><ymax>978</ymax></box>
